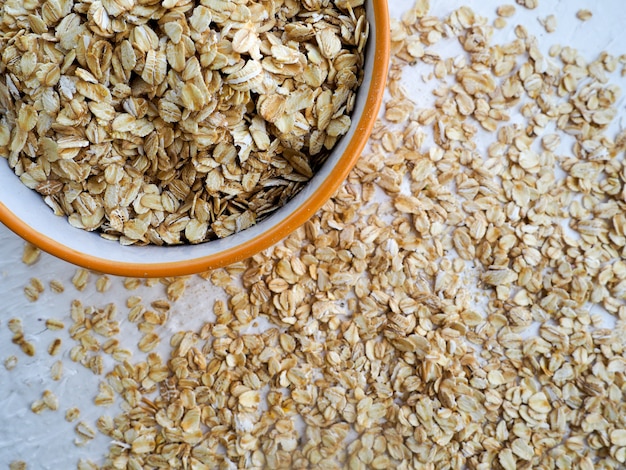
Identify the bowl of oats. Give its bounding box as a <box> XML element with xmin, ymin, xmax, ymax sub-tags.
<box><xmin>0</xmin><ymin>0</ymin><xmax>389</xmax><ymax>277</ymax></box>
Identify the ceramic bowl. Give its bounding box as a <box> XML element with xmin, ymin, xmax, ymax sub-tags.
<box><xmin>0</xmin><ymin>0</ymin><xmax>390</xmax><ymax>277</ymax></box>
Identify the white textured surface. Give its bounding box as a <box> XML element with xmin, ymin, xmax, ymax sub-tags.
<box><xmin>2</xmin><ymin>0</ymin><xmax>626</xmax><ymax>468</ymax></box>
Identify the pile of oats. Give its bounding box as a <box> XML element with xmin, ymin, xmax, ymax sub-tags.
<box><xmin>6</xmin><ymin>1</ymin><xmax>626</xmax><ymax>469</ymax></box>
<box><xmin>0</xmin><ymin>0</ymin><xmax>368</xmax><ymax>244</ymax></box>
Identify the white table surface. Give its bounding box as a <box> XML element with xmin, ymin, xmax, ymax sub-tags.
<box><xmin>2</xmin><ymin>1</ymin><xmax>626</xmax><ymax>468</ymax></box>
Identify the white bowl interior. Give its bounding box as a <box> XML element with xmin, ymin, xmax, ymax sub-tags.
<box><xmin>0</xmin><ymin>0</ymin><xmax>379</xmax><ymax>267</ymax></box>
